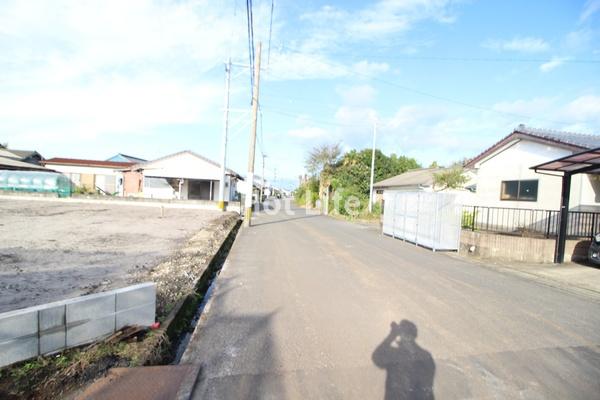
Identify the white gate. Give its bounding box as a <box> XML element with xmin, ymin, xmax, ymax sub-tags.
<box><xmin>382</xmin><ymin>191</ymin><xmax>462</xmax><ymax>251</ymax></box>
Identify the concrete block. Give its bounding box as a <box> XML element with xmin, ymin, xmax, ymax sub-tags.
<box><xmin>0</xmin><ymin>282</ymin><xmax>155</xmax><ymax>367</ymax></box>
<box><xmin>66</xmin><ymin>294</ymin><xmax>116</xmax><ymax>347</ymax></box>
<box><xmin>66</xmin><ymin>293</ymin><xmax>115</xmax><ymax>324</ymax></box>
<box><xmin>66</xmin><ymin>315</ymin><xmax>115</xmax><ymax>347</ymax></box>
<box><xmin>116</xmin><ymin>304</ymin><xmax>155</xmax><ymax>328</ymax></box>
<box><xmin>0</xmin><ymin>310</ymin><xmax>38</xmax><ymax>342</ymax></box>
<box><xmin>0</xmin><ymin>337</ymin><xmax>39</xmax><ymax>367</ymax></box>
<box><xmin>39</xmin><ymin>305</ymin><xmax>65</xmax><ymax>354</ymax></box>
<box><xmin>116</xmin><ymin>283</ymin><xmax>156</xmax><ymax>312</ymax></box>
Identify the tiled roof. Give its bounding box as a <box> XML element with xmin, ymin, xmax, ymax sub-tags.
<box><xmin>43</xmin><ymin>158</ymin><xmax>134</xmax><ymax>168</ymax></box>
<box><xmin>0</xmin><ymin>156</ymin><xmax>49</xmax><ymax>171</ymax></box>
<box><xmin>465</xmin><ymin>125</ymin><xmax>600</xmax><ymax>168</ymax></box>
<box><xmin>515</xmin><ymin>125</ymin><xmax>600</xmax><ymax>149</ymax></box>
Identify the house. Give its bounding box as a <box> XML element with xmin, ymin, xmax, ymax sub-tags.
<box><xmin>42</xmin><ymin>158</ymin><xmax>135</xmax><ymax>195</ymax></box>
<box><xmin>465</xmin><ymin>125</ymin><xmax>600</xmax><ymax>211</ymax></box>
<box><xmin>122</xmin><ymin>150</ymin><xmax>243</xmax><ymax>201</ymax></box>
<box><xmin>0</xmin><ymin>148</ymin><xmax>47</xmax><ymax>171</ymax></box>
<box><xmin>373</xmin><ymin>167</ymin><xmax>476</xmax><ymax>205</ymax></box>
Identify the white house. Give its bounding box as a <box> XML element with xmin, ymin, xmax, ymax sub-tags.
<box><xmin>465</xmin><ymin>125</ymin><xmax>600</xmax><ymax>211</ymax></box>
<box><xmin>123</xmin><ymin>150</ymin><xmax>242</xmax><ymax>201</ymax></box>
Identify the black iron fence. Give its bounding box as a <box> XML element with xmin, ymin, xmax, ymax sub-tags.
<box><xmin>461</xmin><ymin>205</ymin><xmax>600</xmax><ymax>239</ymax></box>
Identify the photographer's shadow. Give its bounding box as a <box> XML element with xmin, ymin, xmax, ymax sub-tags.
<box><xmin>372</xmin><ymin>320</ymin><xmax>435</xmax><ymax>400</ymax></box>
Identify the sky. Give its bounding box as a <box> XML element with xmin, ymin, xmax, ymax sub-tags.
<box><xmin>1</xmin><ymin>0</ymin><xmax>600</xmax><ymax>189</ymax></box>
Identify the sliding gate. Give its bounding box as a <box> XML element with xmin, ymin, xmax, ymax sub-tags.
<box><xmin>382</xmin><ymin>191</ymin><xmax>462</xmax><ymax>251</ymax></box>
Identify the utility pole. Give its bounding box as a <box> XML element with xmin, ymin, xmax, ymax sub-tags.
<box><xmin>260</xmin><ymin>153</ymin><xmax>267</xmax><ymax>202</ymax></box>
<box><xmin>218</xmin><ymin>58</ymin><xmax>232</xmax><ymax>211</ymax></box>
<box><xmin>368</xmin><ymin>120</ymin><xmax>377</xmax><ymax>213</ymax></box>
<box><xmin>244</xmin><ymin>42</ymin><xmax>262</xmax><ymax>227</ymax></box>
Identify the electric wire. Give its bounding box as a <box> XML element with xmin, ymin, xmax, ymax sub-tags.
<box><xmin>267</xmin><ymin>0</ymin><xmax>275</xmax><ymax>65</ymax></box>
<box><xmin>276</xmin><ymin>45</ymin><xmax>580</xmax><ymax>127</ymax></box>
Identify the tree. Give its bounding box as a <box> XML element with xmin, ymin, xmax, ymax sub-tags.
<box><xmin>305</xmin><ymin>143</ymin><xmax>342</xmax><ymax>176</ymax></box>
<box><xmin>433</xmin><ymin>167</ymin><xmax>468</xmax><ymax>191</ymax></box>
<box><xmin>333</xmin><ymin>149</ymin><xmax>420</xmax><ymax>197</ymax></box>
<box><xmin>429</xmin><ymin>161</ymin><xmax>439</xmax><ymax>168</ymax></box>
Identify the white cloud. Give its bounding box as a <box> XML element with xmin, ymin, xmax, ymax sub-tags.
<box><xmin>266</xmin><ymin>52</ymin><xmax>347</xmax><ymax>81</ymax></box>
<box><xmin>580</xmin><ymin>0</ymin><xmax>600</xmax><ymax>22</ymax></box>
<box><xmin>493</xmin><ymin>97</ymin><xmax>557</xmax><ymax>115</ymax></box>
<box><xmin>352</xmin><ymin>60</ymin><xmax>390</xmax><ymax>76</ymax></box>
<box><xmin>562</xmin><ymin>95</ymin><xmax>600</xmax><ymax>123</ymax></box>
<box><xmin>0</xmin><ymin>75</ymin><xmax>221</xmax><ymax>142</ymax></box>
<box><xmin>483</xmin><ymin>36</ymin><xmax>550</xmax><ymax>53</ymax></box>
<box><xmin>564</xmin><ymin>29</ymin><xmax>593</xmax><ymax>50</ymax></box>
<box><xmin>288</xmin><ymin>126</ymin><xmax>329</xmax><ymax>139</ymax></box>
<box><xmin>338</xmin><ymin>84</ymin><xmax>378</xmax><ymax>106</ymax></box>
<box><xmin>0</xmin><ymin>0</ymin><xmax>257</xmax><ymax>148</ymax></box>
<box><xmin>299</xmin><ymin>0</ymin><xmax>456</xmax><ymax>46</ymax></box>
<box><xmin>539</xmin><ymin>57</ymin><xmax>568</xmax><ymax>72</ymax></box>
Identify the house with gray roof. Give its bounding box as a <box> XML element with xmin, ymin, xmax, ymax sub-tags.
<box><xmin>0</xmin><ymin>147</ymin><xmax>47</xmax><ymax>171</ymax></box>
<box><xmin>464</xmin><ymin>124</ymin><xmax>600</xmax><ymax>211</ymax></box>
<box><xmin>373</xmin><ymin>167</ymin><xmax>476</xmax><ymax>205</ymax></box>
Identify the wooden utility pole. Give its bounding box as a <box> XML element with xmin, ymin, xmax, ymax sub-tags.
<box><xmin>368</xmin><ymin>120</ymin><xmax>377</xmax><ymax>213</ymax></box>
<box><xmin>244</xmin><ymin>42</ymin><xmax>262</xmax><ymax>227</ymax></box>
<box><xmin>218</xmin><ymin>58</ymin><xmax>232</xmax><ymax>211</ymax></box>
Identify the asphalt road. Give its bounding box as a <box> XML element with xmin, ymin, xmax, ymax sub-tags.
<box><xmin>181</xmin><ymin>204</ymin><xmax>600</xmax><ymax>399</ymax></box>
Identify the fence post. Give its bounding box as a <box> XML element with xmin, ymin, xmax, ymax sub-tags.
<box><xmin>592</xmin><ymin>213</ymin><xmax>597</xmax><ymax>239</ymax></box>
<box><xmin>391</xmin><ymin>193</ymin><xmax>397</xmax><ymax>239</ymax></box>
<box><xmin>545</xmin><ymin>210</ymin><xmax>552</xmax><ymax>238</ymax></box>
<box><xmin>472</xmin><ymin>206</ymin><xmax>477</xmax><ymax>231</ymax></box>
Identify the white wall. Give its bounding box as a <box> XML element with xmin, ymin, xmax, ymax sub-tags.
<box><xmin>471</xmin><ymin>139</ymin><xmax>600</xmax><ymax>210</ymax></box>
<box><xmin>141</xmin><ymin>152</ymin><xmax>222</xmax><ymax>180</ymax></box>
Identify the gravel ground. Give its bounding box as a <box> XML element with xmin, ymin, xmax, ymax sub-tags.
<box><xmin>0</xmin><ymin>198</ymin><xmax>232</xmax><ymax>313</ymax></box>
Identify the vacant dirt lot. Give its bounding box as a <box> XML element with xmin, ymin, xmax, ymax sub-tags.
<box><xmin>0</xmin><ymin>198</ymin><xmax>228</xmax><ymax>313</ymax></box>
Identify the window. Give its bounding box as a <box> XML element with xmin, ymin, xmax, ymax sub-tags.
<box><xmin>500</xmin><ymin>180</ymin><xmax>538</xmax><ymax>201</ymax></box>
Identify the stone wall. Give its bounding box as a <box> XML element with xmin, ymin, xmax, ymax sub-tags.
<box><xmin>460</xmin><ymin>230</ymin><xmax>589</xmax><ymax>263</ymax></box>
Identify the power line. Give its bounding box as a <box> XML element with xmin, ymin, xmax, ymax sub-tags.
<box><xmin>267</xmin><ymin>0</ymin><xmax>275</xmax><ymax>65</ymax></box>
<box><xmin>277</xmin><ymin>46</ymin><xmax>580</xmax><ymax>127</ymax></box>
<box><xmin>264</xmin><ymin>107</ymin><xmax>369</xmax><ymax>128</ymax></box>
<box><xmin>245</xmin><ymin>0</ymin><xmax>255</xmax><ymax>95</ymax></box>
<box><xmin>321</xmin><ymin>53</ymin><xmax>600</xmax><ymax>64</ymax></box>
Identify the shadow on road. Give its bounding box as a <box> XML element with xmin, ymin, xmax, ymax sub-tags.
<box><xmin>372</xmin><ymin>320</ymin><xmax>436</xmax><ymax>400</ymax></box>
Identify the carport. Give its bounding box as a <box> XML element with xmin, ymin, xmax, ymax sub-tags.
<box><xmin>532</xmin><ymin>147</ymin><xmax>600</xmax><ymax>263</ymax></box>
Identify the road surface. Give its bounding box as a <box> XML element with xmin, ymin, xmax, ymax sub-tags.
<box><xmin>181</xmin><ymin>204</ymin><xmax>600</xmax><ymax>399</ymax></box>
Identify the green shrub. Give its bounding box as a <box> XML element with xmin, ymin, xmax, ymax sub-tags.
<box><xmin>462</xmin><ymin>210</ymin><xmax>476</xmax><ymax>229</ymax></box>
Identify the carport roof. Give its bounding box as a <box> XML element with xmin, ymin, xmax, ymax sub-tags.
<box><xmin>531</xmin><ymin>146</ymin><xmax>600</xmax><ymax>175</ymax></box>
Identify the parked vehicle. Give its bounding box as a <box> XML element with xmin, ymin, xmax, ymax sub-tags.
<box><xmin>587</xmin><ymin>234</ymin><xmax>600</xmax><ymax>265</ymax></box>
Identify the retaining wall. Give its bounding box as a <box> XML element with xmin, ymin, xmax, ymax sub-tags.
<box><xmin>0</xmin><ymin>283</ymin><xmax>156</xmax><ymax>368</ymax></box>
<box><xmin>460</xmin><ymin>230</ymin><xmax>589</xmax><ymax>263</ymax></box>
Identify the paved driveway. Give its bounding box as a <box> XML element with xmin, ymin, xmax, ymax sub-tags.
<box><xmin>181</xmin><ymin>205</ymin><xmax>600</xmax><ymax>399</ymax></box>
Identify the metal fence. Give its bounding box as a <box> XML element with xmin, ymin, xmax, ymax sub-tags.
<box><xmin>461</xmin><ymin>205</ymin><xmax>600</xmax><ymax>238</ymax></box>
<box><xmin>383</xmin><ymin>191</ymin><xmax>462</xmax><ymax>251</ymax></box>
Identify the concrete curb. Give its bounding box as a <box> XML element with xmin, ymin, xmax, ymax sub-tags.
<box><xmin>0</xmin><ymin>194</ymin><xmax>242</xmax><ymax>213</ymax></box>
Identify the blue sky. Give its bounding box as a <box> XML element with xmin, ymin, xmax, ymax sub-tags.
<box><xmin>1</xmin><ymin>0</ymin><xmax>600</xmax><ymax>189</ymax></box>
